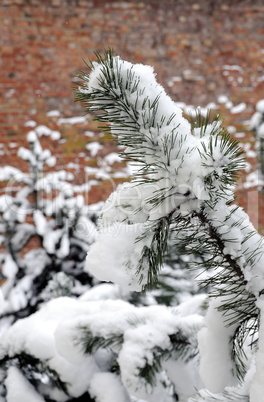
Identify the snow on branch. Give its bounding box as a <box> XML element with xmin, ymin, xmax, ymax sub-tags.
<box><xmin>77</xmin><ymin>51</ymin><xmax>264</xmax><ymax>397</ymax></box>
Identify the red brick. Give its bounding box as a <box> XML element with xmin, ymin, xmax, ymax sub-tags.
<box><xmin>0</xmin><ymin>0</ymin><xmax>264</xmax><ymax>230</ymax></box>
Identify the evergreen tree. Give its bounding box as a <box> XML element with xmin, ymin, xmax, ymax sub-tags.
<box><xmin>0</xmin><ymin>129</ymin><xmax>97</xmax><ymax>327</ymax></box>
<box><xmin>0</xmin><ymin>116</ymin><xmax>202</xmax><ymax>401</ymax></box>
<box><xmin>75</xmin><ymin>51</ymin><xmax>264</xmax><ymax>401</ymax></box>
<box><xmin>250</xmin><ymin>99</ymin><xmax>264</xmax><ymax>186</ymax></box>
<box><xmin>1</xmin><ymin>51</ymin><xmax>263</xmax><ymax>402</ymax></box>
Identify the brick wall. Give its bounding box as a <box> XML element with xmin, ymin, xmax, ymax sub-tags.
<box><xmin>1</xmin><ymin>0</ymin><xmax>264</xmax><ymax>229</ymax></box>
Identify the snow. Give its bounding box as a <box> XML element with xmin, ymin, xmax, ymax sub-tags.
<box><xmin>56</xmin><ymin>232</ymin><xmax>70</xmax><ymax>259</ymax></box>
<box><xmin>256</xmin><ymin>99</ymin><xmax>264</xmax><ymax>113</ymax></box>
<box><xmin>46</xmin><ymin>110</ymin><xmax>61</xmax><ymax>117</ymax></box>
<box><xmin>5</xmin><ymin>367</ymin><xmax>45</xmax><ymax>402</ymax></box>
<box><xmin>85</xmin><ymin>166</ymin><xmax>101</xmax><ymax>175</ymax></box>
<box><xmin>73</xmin><ymin>215</ymin><xmax>97</xmax><ymax>244</ymax></box>
<box><xmin>24</xmin><ymin>120</ymin><xmax>37</xmax><ymax>127</ymax></box>
<box><xmin>53</xmin><ymin>297</ymin><xmax>203</xmax><ymax>401</ymax></box>
<box><xmin>234</xmin><ymin>132</ymin><xmax>245</xmax><ymax>138</ymax></box>
<box><xmin>164</xmin><ymin>358</ymin><xmax>203</xmax><ymax>402</ymax></box>
<box><xmin>2</xmin><ymin>254</ymin><xmax>18</xmax><ymax>279</ymax></box>
<box><xmin>0</xmin><ymin>298</ymin><xmax>102</xmax><ymax>399</ymax></box>
<box><xmin>8</xmin><ymin>142</ymin><xmax>17</xmax><ymax>148</ymax></box>
<box><xmin>198</xmin><ymin>298</ymin><xmax>238</xmax><ymax>393</ymax></box>
<box><xmin>80</xmin><ymin>284</ymin><xmax>123</xmax><ymax>302</ymax></box>
<box><xmin>104</xmin><ymin>152</ymin><xmax>122</xmax><ymax>165</ymax></box>
<box><xmin>34</xmin><ymin>210</ymin><xmax>47</xmax><ymax>236</ymax></box>
<box><xmin>222</xmin><ymin>65</ymin><xmax>243</xmax><ymax>73</ymax></box>
<box><xmin>0</xmin><ymin>166</ymin><xmax>29</xmax><ymax>184</ymax></box>
<box><xmin>17</xmin><ymin>131</ymin><xmax>59</xmax><ymax>172</ymax></box>
<box><xmin>89</xmin><ymin>372</ymin><xmax>130</xmax><ymax>402</ymax></box>
<box><xmin>46</xmin><ymin>155</ymin><xmax>57</xmax><ymax>166</ymax></box>
<box><xmin>168</xmin><ymin>76</ymin><xmax>182</xmax><ymax>86</ymax></box>
<box><xmin>225</xmin><ymin>100</ymin><xmax>233</xmax><ymax>109</ymax></box>
<box><xmin>84</xmin><ymin>130</ymin><xmax>95</xmax><ymax>137</ymax></box>
<box><xmin>117</xmin><ymin>306</ymin><xmax>203</xmax><ymax>401</ymax></box>
<box><xmin>8</xmin><ymin>277</ymin><xmax>32</xmax><ymax>312</ymax></box>
<box><xmin>24</xmin><ymin>248</ymin><xmax>50</xmax><ymax>275</ymax></box>
<box><xmin>244</xmin><ymin>171</ymin><xmax>264</xmax><ymax>189</ymax></box>
<box><xmin>249</xmin><ymin>298</ymin><xmax>264</xmax><ymax>402</ymax></box>
<box><xmin>78</xmin><ymin>55</ymin><xmax>254</xmax><ymax>299</ymax></box>
<box><xmin>57</xmin><ymin>115</ymin><xmax>88</xmax><ymax>125</ymax></box>
<box><xmin>206</xmin><ymin>102</ymin><xmax>218</xmax><ymax>110</ymax></box>
<box><xmin>0</xmin><ymin>195</ymin><xmax>13</xmax><ymax>213</ymax></box>
<box><xmin>2</xmin><ymin>52</ymin><xmax>264</xmax><ymax>401</ymax></box>
<box><xmin>85</xmin><ymin>222</ymin><xmax>152</xmax><ymax>291</ymax></box>
<box><xmin>43</xmin><ymin>229</ymin><xmax>63</xmax><ymax>254</ymax></box>
<box><xmin>217</xmin><ymin>95</ymin><xmax>229</xmax><ymax>104</ymax></box>
<box><xmin>242</xmin><ymin>142</ymin><xmax>257</xmax><ymax>158</ymax></box>
<box><xmin>86</xmin><ymin>141</ymin><xmax>103</xmax><ymax>157</ymax></box>
<box><xmin>257</xmin><ymin>123</ymin><xmax>264</xmax><ymax>138</ymax></box>
<box><xmin>250</xmin><ymin>112</ymin><xmax>262</xmax><ymax>130</ymax></box>
<box><xmin>35</xmin><ymin>125</ymin><xmax>61</xmax><ymax>140</ymax></box>
<box><xmin>230</xmin><ymin>102</ymin><xmax>246</xmax><ymax>114</ymax></box>
<box><xmin>27</xmin><ymin>130</ymin><xmax>37</xmax><ymax>143</ymax></box>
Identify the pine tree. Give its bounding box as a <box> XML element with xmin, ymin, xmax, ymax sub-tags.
<box><xmin>75</xmin><ymin>51</ymin><xmax>264</xmax><ymax>401</ymax></box>
<box><xmin>0</xmin><ymin>117</ymin><xmax>202</xmax><ymax>401</ymax></box>
<box><xmin>1</xmin><ymin>51</ymin><xmax>264</xmax><ymax>402</ymax></box>
<box><xmin>0</xmin><ymin>128</ymin><xmax>96</xmax><ymax>327</ymax></box>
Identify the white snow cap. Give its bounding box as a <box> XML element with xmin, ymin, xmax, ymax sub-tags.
<box><xmin>249</xmin><ymin>298</ymin><xmax>264</xmax><ymax>402</ymax></box>
<box><xmin>198</xmin><ymin>297</ymin><xmax>238</xmax><ymax>393</ymax></box>
<box><xmin>89</xmin><ymin>372</ymin><xmax>130</xmax><ymax>402</ymax></box>
<box><xmin>5</xmin><ymin>367</ymin><xmax>45</xmax><ymax>402</ymax></box>
<box><xmin>256</xmin><ymin>99</ymin><xmax>264</xmax><ymax>114</ymax></box>
<box><xmin>85</xmin><ymin>222</ymin><xmax>152</xmax><ymax>291</ymax></box>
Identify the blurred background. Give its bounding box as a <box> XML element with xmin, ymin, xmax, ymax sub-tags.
<box><xmin>1</xmin><ymin>0</ymin><xmax>264</xmax><ymax>230</ymax></box>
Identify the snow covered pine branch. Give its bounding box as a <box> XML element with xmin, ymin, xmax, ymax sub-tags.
<box><xmin>76</xmin><ymin>50</ymin><xmax>264</xmax><ymax>400</ymax></box>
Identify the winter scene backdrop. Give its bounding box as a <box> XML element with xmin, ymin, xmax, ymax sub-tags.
<box><xmin>1</xmin><ymin>1</ymin><xmax>264</xmax><ymax>402</ymax></box>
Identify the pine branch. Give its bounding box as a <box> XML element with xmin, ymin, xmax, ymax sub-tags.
<box><xmin>78</xmin><ymin>53</ymin><xmax>264</xmax><ymax>390</ymax></box>
<box><xmin>189</xmin><ymin>389</ymin><xmax>249</xmax><ymax>402</ymax></box>
<box><xmin>196</xmin><ymin>210</ymin><xmax>246</xmax><ymax>283</ymax></box>
<box><xmin>76</xmin><ymin>327</ymin><xmax>124</xmax><ymax>354</ymax></box>
<box><xmin>231</xmin><ymin>316</ymin><xmax>258</xmax><ymax>382</ymax></box>
<box><xmin>0</xmin><ymin>352</ymin><xmax>69</xmax><ymax>396</ymax></box>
